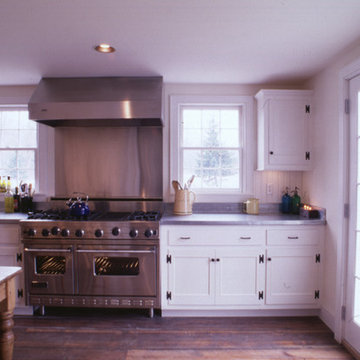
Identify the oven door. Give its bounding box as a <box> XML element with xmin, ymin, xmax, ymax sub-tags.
<box><xmin>76</xmin><ymin>245</ymin><xmax>157</xmax><ymax>297</ymax></box>
<box><xmin>24</xmin><ymin>245</ymin><xmax>74</xmax><ymax>295</ymax></box>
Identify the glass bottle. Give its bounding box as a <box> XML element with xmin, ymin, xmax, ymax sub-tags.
<box><xmin>281</xmin><ymin>187</ymin><xmax>292</xmax><ymax>214</ymax></box>
<box><xmin>4</xmin><ymin>182</ymin><xmax>14</xmax><ymax>213</ymax></box>
<box><xmin>0</xmin><ymin>176</ymin><xmax>5</xmax><ymax>193</ymax></box>
<box><xmin>13</xmin><ymin>186</ymin><xmax>20</xmax><ymax>212</ymax></box>
<box><xmin>291</xmin><ymin>187</ymin><xmax>301</xmax><ymax>215</ymax></box>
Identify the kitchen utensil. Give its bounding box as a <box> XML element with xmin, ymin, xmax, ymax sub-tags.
<box><xmin>243</xmin><ymin>198</ymin><xmax>259</xmax><ymax>215</ymax></box>
<box><xmin>172</xmin><ymin>180</ymin><xmax>182</xmax><ymax>192</ymax></box>
<box><xmin>184</xmin><ymin>175</ymin><xmax>195</xmax><ymax>189</ymax></box>
<box><xmin>66</xmin><ymin>192</ymin><xmax>90</xmax><ymax>217</ymax></box>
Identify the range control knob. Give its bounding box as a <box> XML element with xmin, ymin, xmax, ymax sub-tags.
<box><xmin>112</xmin><ymin>227</ymin><xmax>121</xmax><ymax>236</ymax></box>
<box><xmin>144</xmin><ymin>229</ymin><xmax>153</xmax><ymax>238</ymax></box>
<box><xmin>61</xmin><ymin>229</ymin><xmax>70</xmax><ymax>237</ymax></box>
<box><xmin>75</xmin><ymin>229</ymin><xmax>84</xmax><ymax>238</ymax></box>
<box><xmin>41</xmin><ymin>229</ymin><xmax>50</xmax><ymax>237</ymax></box>
<box><xmin>28</xmin><ymin>229</ymin><xmax>37</xmax><ymax>236</ymax></box>
<box><xmin>95</xmin><ymin>229</ymin><xmax>103</xmax><ymax>238</ymax></box>
<box><xmin>129</xmin><ymin>229</ymin><xmax>139</xmax><ymax>238</ymax></box>
<box><xmin>51</xmin><ymin>227</ymin><xmax>60</xmax><ymax>236</ymax></box>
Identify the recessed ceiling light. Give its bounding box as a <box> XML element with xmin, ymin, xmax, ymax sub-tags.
<box><xmin>94</xmin><ymin>43</ymin><xmax>115</xmax><ymax>53</ymax></box>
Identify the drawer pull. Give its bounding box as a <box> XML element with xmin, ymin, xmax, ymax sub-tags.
<box><xmin>240</xmin><ymin>236</ymin><xmax>252</xmax><ymax>240</ymax></box>
<box><xmin>179</xmin><ymin>236</ymin><xmax>191</xmax><ymax>240</ymax></box>
<box><xmin>288</xmin><ymin>236</ymin><xmax>299</xmax><ymax>240</ymax></box>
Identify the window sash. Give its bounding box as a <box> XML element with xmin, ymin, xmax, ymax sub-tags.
<box><xmin>0</xmin><ymin>106</ymin><xmax>38</xmax><ymax>190</ymax></box>
<box><xmin>169</xmin><ymin>94</ymin><xmax>254</xmax><ymax>200</ymax></box>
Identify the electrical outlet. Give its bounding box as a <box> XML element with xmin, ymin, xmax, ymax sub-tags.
<box><xmin>266</xmin><ymin>183</ymin><xmax>273</xmax><ymax>195</ymax></box>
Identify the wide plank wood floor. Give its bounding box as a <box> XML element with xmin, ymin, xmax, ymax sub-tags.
<box><xmin>12</xmin><ymin>308</ymin><xmax>355</xmax><ymax>360</ymax></box>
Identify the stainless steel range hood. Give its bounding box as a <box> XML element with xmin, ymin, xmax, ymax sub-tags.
<box><xmin>28</xmin><ymin>77</ymin><xmax>163</xmax><ymax>127</ymax></box>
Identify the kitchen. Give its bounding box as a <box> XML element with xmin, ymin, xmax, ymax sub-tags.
<box><xmin>1</xmin><ymin>0</ymin><xmax>360</xmax><ymax>359</ymax></box>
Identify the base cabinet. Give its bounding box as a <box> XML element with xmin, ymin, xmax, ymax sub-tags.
<box><xmin>166</xmin><ymin>247</ymin><xmax>264</xmax><ymax>306</ymax></box>
<box><xmin>266</xmin><ymin>247</ymin><xmax>321</xmax><ymax>305</ymax></box>
<box><xmin>161</xmin><ymin>225</ymin><xmax>323</xmax><ymax>312</ymax></box>
<box><xmin>0</xmin><ymin>224</ymin><xmax>25</xmax><ymax>307</ymax></box>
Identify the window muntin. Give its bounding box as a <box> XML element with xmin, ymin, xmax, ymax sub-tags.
<box><xmin>180</xmin><ymin>105</ymin><xmax>243</xmax><ymax>191</ymax></box>
<box><xmin>0</xmin><ymin>107</ymin><xmax>37</xmax><ymax>188</ymax></box>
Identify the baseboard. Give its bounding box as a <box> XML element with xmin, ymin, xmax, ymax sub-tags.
<box><xmin>161</xmin><ymin>309</ymin><xmax>320</xmax><ymax>317</ymax></box>
<box><xmin>342</xmin><ymin>340</ymin><xmax>360</xmax><ymax>360</ymax></box>
<box><xmin>319</xmin><ymin>307</ymin><xmax>336</xmax><ymax>332</ymax></box>
<box><xmin>14</xmin><ymin>306</ymin><xmax>33</xmax><ymax>315</ymax></box>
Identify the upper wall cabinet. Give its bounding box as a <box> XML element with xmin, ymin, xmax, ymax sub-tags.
<box><xmin>255</xmin><ymin>89</ymin><xmax>313</xmax><ymax>171</ymax></box>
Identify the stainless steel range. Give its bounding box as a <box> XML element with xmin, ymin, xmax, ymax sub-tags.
<box><xmin>20</xmin><ymin>209</ymin><xmax>160</xmax><ymax>317</ymax></box>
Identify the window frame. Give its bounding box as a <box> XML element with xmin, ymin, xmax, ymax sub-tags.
<box><xmin>0</xmin><ymin>104</ymin><xmax>54</xmax><ymax>199</ymax></box>
<box><xmin>170</xmin><ymin>95</ymin><xmax>255</xmax><ymax>201</ymax></box>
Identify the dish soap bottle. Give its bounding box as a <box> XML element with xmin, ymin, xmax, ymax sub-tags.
<box><xmin>4</xmin><ymin>179</ymin><xmax>14</xmax><ymax>213</ymax></box>
<box><xmin>281</xmin><ymin>187</ymin><xmax>292</xmax><ymax>213</ymax></box>
<box><xmin>291</xmin><ymin>187</ymin><xmax>301</xmax><ymax>215</ymax></box>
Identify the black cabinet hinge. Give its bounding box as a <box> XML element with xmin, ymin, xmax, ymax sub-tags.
<box><xmin>259</xmin><ymin>254</ymin><xmax>264</xmax><ymax>264</ymax></box>
<box><xmin>345</xmin><ymin>99</ymin><xmax>350</xmax><ymax>114</ymax></box>
<box><xmin>305</xmin><ymin>105</ymin><xmax>311</xmax><ymax>113</ymax></box>
<box><xmin>16</xmin><ymin>252</ymin><xmax>22</xmax><ymax>262</ymax></box>
<box><xmin>166</xmin><ymin>255</ymin><xmax>172</xmax><ymax>264</ymax></box>
<box><xmin>305</xmin><ymin>152</ymin><xmax>310</xmax><ymax>160</ymax></box>
<box><xmin>315</xmin><ymin>253</ymin><xmax>321</xmax><ymax>263</ymax></box>
<box><xmin>166</xmin><ymin>291</ymin><xmax>172</xmax><ymax>300</ymax></box>
<box><xmin>258</xmin><ymin>291</ymin><xmax>264</xmax><ymax>300</ymax></box>
<box><xmin>17</xmin><ymin>289</ymin><xmax>23</xmax><ymax>298</ymax></box>
<box><xmin>315</xmin><ymin>290</ymin><xmax>320</xmax><ymax>299</ymax></box>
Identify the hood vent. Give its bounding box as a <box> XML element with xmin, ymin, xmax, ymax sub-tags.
<box><xmin>28</xmin><ymin>77</ymin><xmax>163</xmax><ymax>127</ymax></box>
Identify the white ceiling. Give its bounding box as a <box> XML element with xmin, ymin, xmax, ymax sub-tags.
<box><xmin>1</xmin><ymin>0</ymin><xmax>360</xmax><ymax>86</ymax></box>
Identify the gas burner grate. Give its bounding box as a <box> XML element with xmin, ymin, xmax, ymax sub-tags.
<box><xmin>127</xmin><ymin>211</ymin><xmax>161</xmax><ymax>221</ymax></box>
<box><xmin>27</xmin><ymin>209</ymin><xmax>103</xmax><ymax>221</ymax></box>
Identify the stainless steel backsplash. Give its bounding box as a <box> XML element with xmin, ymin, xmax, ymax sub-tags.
<box><xmin>54</xmin><ymin>127</ymin><xmax>162</xmax><ymax>199</ymax></box>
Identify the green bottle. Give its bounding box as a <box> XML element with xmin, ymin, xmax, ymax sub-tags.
<box><xmin>291</xmin><ymin>187</ymin><xmax>301</xmax><ymax>215</ymax></box>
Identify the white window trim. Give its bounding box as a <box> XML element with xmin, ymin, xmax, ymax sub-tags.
<box><xmin>170</xmin><ymin>94</ymin><xmax>255</xmax><ymax>202</ymax></box>
<box><xmin>0</xmin><ymin>104</ymin><xmax>54</xmax><ymax>201</ymax></box>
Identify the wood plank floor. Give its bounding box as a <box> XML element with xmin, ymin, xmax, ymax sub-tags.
<box><xmin>12</xmin><ymin>308</ymin><xmax>355</xmax><ymax>360</ymax></box>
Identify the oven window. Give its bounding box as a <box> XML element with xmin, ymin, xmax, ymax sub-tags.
<box><xmin>35</xmin><ymin>256</ymin><xmax>66</xmax><ymax>275</ymax></box>
<box><xmin>94</xmin><ymin>257</ymin><xmax>140</xmax><ymax>276</ymax></box>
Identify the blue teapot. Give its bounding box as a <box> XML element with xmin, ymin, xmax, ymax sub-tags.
<box><xmin>66</xmin><ymin>193</ymin><xmax>90</xmax><ymax>217</ymax></box>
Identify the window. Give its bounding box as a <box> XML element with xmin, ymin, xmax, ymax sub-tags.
<box><xmin>0</xmin><ymin>106</ymin><xmax>38</xmax><ymax>189</ymax></box>
<box><xmin>170</xmin><ymin>95</ymin><xmax>254</xmax><ymax>198</ymax></box>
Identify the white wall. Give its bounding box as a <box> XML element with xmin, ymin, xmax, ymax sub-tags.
<box><xmin>304</xmin><ymin>38</ymin><xmax>360</xmax><ymax>332</ymax></box>
<box><xmin>163</xmin><ymin>83</ymin><xmax>304</xmax><ymax>203</ymax></box>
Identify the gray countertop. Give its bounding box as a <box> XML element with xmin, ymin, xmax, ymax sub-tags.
<box><xmin>0</xmin><ymin>213</ymin><xmax>28</xmax><ymax>223</ymax></box>
<box><xmin>160</xmin><ymin>212</ymin><xmax>326</xmax><ymax>226</ymax></box>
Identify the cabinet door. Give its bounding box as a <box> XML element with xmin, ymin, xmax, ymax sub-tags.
<box><xmin>0</xmin><ymin>245</ymin><xmax>24</xmax><ymax>306</ymax></box>
<box><xmin>267</xmin><ymin>97</ymin><xmax>310</xmax><ymax>169</ymax></box>
<box><xmin>266</xmin><ymin>247</ymin><xmax>320</xmax><ymax>305</ymax></box>
<box><xmin>215</xmin><ymin>248</ymin><xmax>265</xmax><ymax>305</ymax></box>
<box><xmin>0</xmin><ymin>224</ymin><xmax>20</xmax><ymax>245</ymax></box>
<box><xmin>167</xmin><ymin>248</ymin><xmax>215</xmax><ymax>305</ymax></box>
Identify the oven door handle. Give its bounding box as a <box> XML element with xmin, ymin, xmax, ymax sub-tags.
<box><xmin>76</xmin><ymin>249</ymin><xmax>155</xmax><ymax>254</ymax></box>
<box><xmin>24</xmin><ymin>248</ymin><xmax>73</xmax><ymax>253</ymax></box>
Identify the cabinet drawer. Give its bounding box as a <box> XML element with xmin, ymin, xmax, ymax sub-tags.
<box><xmin>267</xmin><ymin>228</ymin><xmax>321</xmax><ymax>246</ymax></box>
<box><xmin>0</xmin><ymin>224</ymin><xmax>19</xmax><ymax>245</ymax></box>
<box><xmin>166</xmin><ymin>226</ymin><xmax>266</xmax><ymax>246</ymax></box>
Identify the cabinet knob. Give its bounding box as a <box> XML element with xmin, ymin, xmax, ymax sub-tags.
<box><xmin>269</xmin><ymin>151</ymin><xmax>274</xmax><ymax>155</ymax></box>
<box><xmin>211</xmin><ymin>258</ymin><xmax>216</xmax><ymax>262</ymax></box>
<box><xmin>267</xmin><ymin>257</ymin><xmax>272</xmax><ymax>261</ymax></box>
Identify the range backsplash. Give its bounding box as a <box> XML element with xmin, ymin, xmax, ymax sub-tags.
<box><xmin>54</xmin><ymin>126</ymin><xmax>163</xmax><ymax>199</ymax></box>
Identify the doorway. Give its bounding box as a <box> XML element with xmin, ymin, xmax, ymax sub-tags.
<box><xmin>344</xmin><ymin>74</ymin><xmax>360</xmax><ymax>353</ymax></box>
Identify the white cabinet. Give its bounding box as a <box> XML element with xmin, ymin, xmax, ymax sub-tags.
<box><xmin>0</xmin><ymin>223</ymin><xmax>25</xmax><ymax>307</ymax></box>
<box><xmin>265</xmin><ymin>228</ymin><xmax>322</xmax><ymax>306</ymax></box>
<box><xmin>160</xmin><ymin>224</ymin><xmax>323</xmax><ymax>313</ymax></box>
<box><xmin>266</xmin><ymin>247</ymin><xmax>320</xmax><ymax>305</ymax></box>
<box><xmin>161</xmin><ymin>226</ymin><xmax>266</xmax><ymax>310</ymax></box>
<box><xmin>255</xmin><ymin>89</ymin><xmax>313</xmax><ymax>171</ymax></box>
